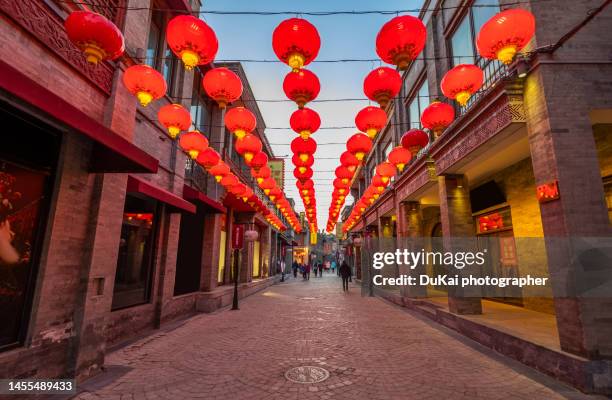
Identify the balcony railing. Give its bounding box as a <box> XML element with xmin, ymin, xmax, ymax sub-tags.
<box><xmin>184</xmin><ymin>158</ymin><xmax>208</xmax><ymax>194</ymax></box>
<box><xmin>460</xmin><ymin>58</ymin><xmax>508</xmax><ymax>115</ymax></box>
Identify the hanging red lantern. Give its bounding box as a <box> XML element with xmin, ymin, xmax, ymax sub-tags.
<box><xmin>376</xmin><ymin>162</ymin><xmax>397</xmax><ymax>183</ymax></box>
<box><xmin>296</xmin><ymin>179</ymin><xmax>314</xmax><ymax>195</ymax></box>
<box><xmin>294</xmin><ymin>167</ymin><xmax>313</xmax><ymax>182</ymax></box>
<box><xmin>65</xmin><ymin>11</ymin><xmax>125</xmax><ymax>64</ymax></box>
<box><xmin>388</xmin><ymin>146</ymin><xmax>412</xmax><ymax>172</ymax></box>
<box><xmin>220</xmin><ymin>174</ymin><xmax>239</xmax><ymax>188</ymax></box>
<box><xmin>364</xmin><ymin>67</ymin><xmax>402</xmax><ymax>108</ymax></box>
<box><xmin>292</xmin><ymin>153</ymin><xmax>314</xmax><ymax>173</ymax></box>
<box><xmin>355</xmin><ymin>106</ymin><xmax>388</xmax><ymax>139</ymax></box>
<box><xmin>420</xmin><ymin>100</ymin><xmax>455</xmax><ymax>138</ymax></box>
<box><xmin>122</xmin><ymin>64</ymin><xmax>167</xmax><ymax>106</ymax></box>
<box><xmin>179</xmin><ymin>130</ymin><xmax>209</xmax><ymax>159</ymax></box>
<box><xmin>230</xmin><ymin>182</ymin><xmax>247</xmax><ymax>197</ymax></box>
<box><xmin>346</xmin><ymin>133</ymin><xmax>373</xmax><ymax>162</ymax></box>
<box><xmin>441</xmin><ymin>64</ymin><xmax>483</xmax><ymax>107</ymax></box>
<box><xmin>235</xmin><ymin>134</ymin><xmax>262</xmax><ymax>163</ymax></box>
<box><xmin>202</xmin><ymin>67</ymin><xmax>243</xmax><ymax>109</ymax></box>
<box><xmin>340</xmin><ymin>151</ymin><xmax>360</xmax><ymax>172</ymax></box>
<box><xmin>166</xmin><ymin>15</ymin><xmax>218</xmax><ymax>70</ymax></box>
<box><xmin>283</xmin><ymin>69</ymin><xmax>320</xmax><ymax>109</ymax></box>
<box><xmin>210</xmin><ymin>162</ymin><xmax>230</xmax><ymax>182</ymax></box>
<box><xmin>158</xmin><ymin>104</ymin><xmax>191</xmax><ymax>139</ymax></box>
<box><xmin>196</xmin><ymin>148</ymin><xmax>221</xmax><ymax>169</ymax></box>
<box><xmin>290</xmin><ymin>108</ymin><xmax>321</xmax><ymax>140</ymax></box>
<box><xmin>476</xmin><ymin>9</ymin><xmax>536</xmax><ymax>65</ymax></box>
<box><xmin>260</xmin><ymin>178</ymin><xmax>277</xmax><ymax>196</ymax></box>
<box><xmin>252</xmin><ymin>165</ymin><xmax>271</xmax><ymax>184</ymax></box>
<box><xmin>333</xmin><ymin>178</ymin><xmax>350</xmax><ymax>195</ymax></box>
<box><xmin>401</xmin><ymin>129</ymin><xmax>429</xmax><ymax>156</ymax></box>
<box><xmin>241</xmin><ymin>187</ymin><xmax>254</xmax><ymax>202</ymax></box>
<box><xmin>272</xmin><ymin>18</ymin><xmax>321</xmax><ymax>71</ymax></box>
<box><xmin>269</xmin><ymin>187</ymin><xmax>282</xmax><ymax>202</ymax></box>
<box><xmin>224</xmin><ymin>107</ymin><xmax>256</xmax><ymax>139</ymax></box>
<box><xmin>335</xmin><ymin>166</ymin><xmax>353</xmax><ymax>185</ymax></box>
<box><xmin>290</xmin><ymin>137</ymin><xmax>317</xmax><ymax>162</ymax></box>
<box><xmin>375</xmin><ymin>15</ymin><xmax>426</xmax><ymax>70</ymax></box>
<box><xmin>248</xmin><ymin>151</ymin><xmax>268</xmax><ymax>171</ymax></box>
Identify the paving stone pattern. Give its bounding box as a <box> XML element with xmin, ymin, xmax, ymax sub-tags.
<box><xmin>74</xmin><ymin>275</ymin><xmax>603</xmax><ymax>400</ymax></box>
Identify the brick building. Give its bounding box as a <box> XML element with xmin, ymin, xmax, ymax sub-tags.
<box><xmin>343</xmin><ymin>0</ymin><xmax>612</xmax><ymax>394</ymax></box>
<box><xmin>0</xmin><ymin>0</ymin><xmax>296</xmax><ymax>382</ymax></box>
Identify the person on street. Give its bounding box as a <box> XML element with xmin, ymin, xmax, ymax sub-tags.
<box><xmin>292</xmin><ymin>261</ymin><xmax>298</xmax><ymax>278</ymax></box>
<box><xmin>319</xmin><ymin>262</ymin><xmax>324</xmax><ymax>277</ymax></box>
<box><xmin>305</xmin><ymin>263</ymin><xmax>311</xmax><ymax>280</ymax></box>
<box><xmin>339</xmin><ymin>261</ymin><xmax>351</xmax><ymax>292</ymax></box>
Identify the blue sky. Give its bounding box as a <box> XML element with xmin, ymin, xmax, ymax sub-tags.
<box><xmin>202</xmin><ymin>0</ymin><xmax>423</xmax><ymax>229</ymax></box>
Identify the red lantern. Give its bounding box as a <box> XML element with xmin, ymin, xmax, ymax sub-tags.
<box><xmin>179</xmin><ymin>130</ymin><xmax>209</xmax><ymax>159</ymax></box>
<box><xmin>290</xmin><ymin>137</ymin><xmax>317</xmax><ymax>162</ymax></box>
<box><xmin>269</xmin><ymin>187</ymin><xmax>282</xmax><ymax>202</ymax></box>
<box><xmin>225</xmin><ymin>107</ymin><xmax>256</xmax><ymax>139</ymax></box>
<box><xmin>421</xmin><ymin>100</ymin><xmax>455</xmax><ymax>138</ymax></box>
<box><xmin>355</xmin><ymin>106</ymin><xmax>387</xmax><ymax>139</ymax></box>
<box><xmin>340</xmin><ymin>151</ymin><xmax>360</xmax><ymax>172</ymax></box>
<box><xmin>220</xmin><ymin>174</ymin><xmax>239</xmax><ymax>188</ymax></box>
<box><xmin>376</xmin><ymin>162</ymin><xmax>397</xmax><ymax>183</ymax></box>
<box><xmin>290</xmin><ymin>108</ymin><xmax>321</xmax><ymax>140</ymax></box>
<box><xmin>210</xmin><ymin>162</ymin><xmax>230</xmax><ymax>182</ymax></box>
<box><xmin>272</xmin><ymin>18</ymin><xmax>321</xmax><ymax>71</ymax></box>
<box><xmin>401</xmin><ymin>129</ymin><xmax>429</xmax><ymax>156</ymax></box>
<box><xmin>235</xmin><ymin>134</ymin><xmax>262</xmax><ymax>163</ymax></box>
<box><xmin>252</xmin><ymin>165</ymin><xmax>271</xmax><ymax>184</ymax></box>
<box><xmin>333</xmin><ymin>178</ymin><xmax>349</xmax><ymax>195</ymax></box>
<box><xmin>292</xmin><ymin>153</ymin><xmax>314</xmax><ymax>173</ymax></box>
<box><xmin>376</xmin><ymin>15</ymin><xmax>426</xmax><ymax>70</ymax></box>
<box><xmin>294</xmin><ymin>167</ymin><xmax>313</xmax><ymax>182</ymax></box>
<box><xmin>166</xmin><ymin>15</ymin><xmax>218</xmax><ymax>70</ymax></box>
<box><xmin>335</xmin><ymin>166</ymin><xmax>353</xmax><ymax>185</ymax></box>
<box><xmin>441</xmin><ymin>64</ymin><xmax>483</xmax><ymax>107</ymax></box>
<box><xmin>296</xmin><ymin>179</ymin><xmax>314</xmax><ymax>195</ymax></box>
<box><xmin>388</xmin><ymin>146</ymin><xmax>412</xmax><ymax>172</ymax></box>
<box><xmin>65</xmin><ymin>11</ymin><xmax>125</xmax><ymax>64</ymax></box>
<box><xmin>158</xmin><ymin>104</ymin><xmax>191</xmax><ymax>139</ymax></box>
<box><xmin>364</xmin><ymin>67</ymin><xmax>402</xmax><ymax>108</ymax></box>
<box><xmin>122</xmin><ymin>64</ymin><xmax>167</xmax><ymax>106</ymax></box>
<box><xmin>249</xmin><ymin>151</ymin><xmax>268</xmax><ymax>171</ymax></box>
<box><xmin>230</xmin><ymin>183</ymin><xmax>248</xmax><ymax>198</ymax></box>
<box><xmin>283</xmin><ymin>69</ymin><xmax>320</xmax><ymax>109</ymax></box>
<box><xmin>346</xmin><ymin>133</ymin><xmax>373</xmax><ymax>162</ymax></box>
<box><xmin>196</xmin><ymin>148</ymin><xmax>221</xmax><ymax>169</ymax></box>
<box><xmin>241</xmin><ymin>187</ymin><xmax>254</xmax><ymax>202</ymax></box>
<box><xmin>476</xmin><ymin>9</ymin><xmax>536</xmax><ymax>65</ymax></box>
<box><xmin>202</xmin><ymin>67</ymin><xmax>243</xmax><ymax>109</ymax></box>
<box><xmin>259</xmin><ymin>177</ymin><xmax>276</xmax><ymax>195</ymax></box>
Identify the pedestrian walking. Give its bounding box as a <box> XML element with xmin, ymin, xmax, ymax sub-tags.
<box><xmin>339</xmin><ymin>261</ymin><xmax>351</xmax><ymax>292</ymax></box>
<box><xmin>305</xmin><ymin>263</ymin><xmax>311</xmax><ymax>280</ymax></box>
<box><xmin>319</xmin><ymin>262</ymin><xmax>324</xmax><ymax>277</ymax></box>
<box><xmin>292</xmin><ymin>261</ymin><xmax>298</xmax><ymax>278</ymax></box>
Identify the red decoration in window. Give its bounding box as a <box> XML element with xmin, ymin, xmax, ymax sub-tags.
<box><xmin>283</xmin><ymin>69</ymin><xmax>320</xmax><ymax>108</ymax></box>
<box><xmin>224</xmin><ymin>107</ymin><xmax>256</xmax><ymax>139</ymax></box>
<box><xmin>272</xmin><ymin>18</ymin><xmax>321</xmax><ymax>71</ymax></box>
<box><xmin>122</xmin><ymin>64</ymin><xmax>167</xmax><ymax>106</ymax></box>
<box><xmin>166</xmin><ymin>15</ymin><xmax>218</xmax><ymax>70</ymax></box>
<box><xmin>388</xmin><ymin>146</ymin><xmax>412</xmax><ymax>172</ymax></box>
<box><xmin>158</xmin><ymin>104</ymin><xmax>191</xmax><ymax>139</ymax></box>
<box><xmin>355</xmin><ymin>106</ymin><xmax>388</xmax><ymax>139</ymax></box>
<box><xmin>179</xmin><ymin>130</ymin><xmax>209</xmax><ymax>159</ymax></box>
<box><xmin>347</xmin><ymin>133</ymin><xmax>373</xmax><ymax>162</ymax></box>
<box><xmin>376</xmin><ymin>15</ymin><xmax>427</xmax><ymax>70</ymax></box>
<box><xmin>290</xmin><ymin>108</ymin><xmax>321</xmax><ymax>139</ymax></box>
<box><xmin>478</xmin><ymin>212</ymin><xmax>504</xmax><ymax>232</ymax></box>
<box><xmin>476</xmin><ymin>9</ymin><xmax>536</xmax><ymax>65</ymax></box>
<box><xmin>441</xmin><ymin>64</ymin><xmax>484</xmax><ymax>107</ymax></box>
<box><xmin>420</xmin><ymin>100</ymin><xmax>455</xmax><ymax>138</ymax></box>
<box><xmin>363</xmin><ymin>67</ymin><xmax>402</xmax><ymax>108</ymax></box>
<box><xmin>401</xmin><ymin>129</ymin><xmax>429</xmax><ymax>156</ymax></box>
<box><xmin>202</xmin><ymin>67</ymin><xmax>243</xmax><ymax>109</ymax></box>
<box><xmin>65</xmin><ymin>11</ymin><xmax>125</xmax><ymax>64</ymax></box>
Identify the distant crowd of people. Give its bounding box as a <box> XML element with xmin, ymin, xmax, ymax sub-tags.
<box><xmin>290</xmin><ymin>259</ymin><xmax>353</xmax><ymax>292</ymax></box>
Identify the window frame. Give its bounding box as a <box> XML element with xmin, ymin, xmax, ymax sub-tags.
<box><xmin>145</xmin><ymin>5</ymin><xmax>179</xmax><ymax>95</ymax></box>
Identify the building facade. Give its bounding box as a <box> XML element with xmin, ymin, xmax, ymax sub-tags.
<box><xmin>0</xmin><ymin>0</ymin><xmax>296</xmax><ymax>382</ymax></box>
<box><xmin>344</xmin><ymin>0</ymin><xmax>612</xmax><ymax>394</ymax></box>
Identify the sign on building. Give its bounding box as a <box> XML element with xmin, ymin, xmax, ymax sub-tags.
<box><xmin>268</xmin><ymin>158</ymin><xmax>285</xmax><ymax>189</ymax></box>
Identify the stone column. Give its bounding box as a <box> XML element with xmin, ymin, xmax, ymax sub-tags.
<box><xmin>438</xmin><ymin>174</ymin><xmax>482</xmax><ymax>315</ymax></box>
<box><xmin>155</xmin><ymin>211</ymin><xmax>181</xmax><ymax>327</ymax></box>
<box><xmin>200</xmin><ymin>213</ymin><xmax>223</xmax><ymax>291</ymax></box>
<box><xmin>399</xmin><ymin>201</ymin><xmax>427</xmax><ymax>298</ymax></box>
<box><xmin>524</xmin><ymin>67</ymin><xmax>612</xmax><ymax>358</ymax></box>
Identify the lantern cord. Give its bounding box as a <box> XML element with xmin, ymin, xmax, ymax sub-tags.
<box><xmin>59</xmin><ymin>0</ymin><xmax>557</xmax><ymax>15</ymax></box>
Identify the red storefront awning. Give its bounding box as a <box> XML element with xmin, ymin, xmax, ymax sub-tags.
<box><xmin>183</xmin><ymin>185</ymin><xmax>226</xmax><ymax>213</ymax></box>
<box><xmin>0</xmin><ymin>60</ymin><xmax>158</xmax><ymax>174</ymax></box>
<box><xmin>127</xmin><ymin>176</ymin><xmax>196</xmax><ymax>213</ymax></box>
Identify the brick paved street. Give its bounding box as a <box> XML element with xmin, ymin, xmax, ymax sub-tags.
<box><xmin>74</xmin><ymin>275</ymin><xmax>601</xmax><ymax>400</ymax></box>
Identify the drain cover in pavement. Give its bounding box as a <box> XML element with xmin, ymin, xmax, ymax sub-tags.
<box><xmin>285</xmin><ymin>366</ymin><xmax>330</xmax><ymax>384</ymax></box>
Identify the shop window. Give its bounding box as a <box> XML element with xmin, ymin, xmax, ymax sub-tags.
<box><xmin>190</xmin><ymin>73</ymin><xmax>212</xmax><ymax>132</ymax></box>
<box><xmin>407</xmin><ymin>80</ymin><xmax>430</xmax><ymax>129</ymax></box>
<box><xmin>175</xmin><ymin>208</ymin><xmax>205</xmax><ymax>296</ymax></box>
<box><xmin>604</xmin><ymin>178</ymin><xmax>612</xmax><ymax>224</ymax></box>
<box><xmin>449</xmin><ymin>0</ymin><xmax>499</xmax><ymax>66</ymax></box>
<box><xmin>0</xmin><ymin>103</ymin><xmax>59</xmax><ymax>349</ymax></box>
<box><xmin>145</xmin><ymin>7</ymin><xmax>178</xmax><ymax>95</ymax></box>
<box><xmin>112</xmin><ymin>195</ymin><xmax>158</xmax><ymax>310</ymax></box>
<box><xmin>218</xmin><ymin>215</ymin><xmax>227</xmax><ymax>284</ymax></box>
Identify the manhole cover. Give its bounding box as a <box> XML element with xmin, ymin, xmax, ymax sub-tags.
<box><xmin>285</xmin><ymin>366</ymin><xmax>330</xmax><ymax>384</ymax></box>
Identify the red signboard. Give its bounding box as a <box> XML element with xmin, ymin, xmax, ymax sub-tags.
<box><xmin>536</xmin><ymin>180</ymin><xmax>560</xmax><ymax>203</ymax></box>
<box><xmin>232</xmin><ymin>224</ymin><xmax>244</xmax><ymax>249</ymax></box>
